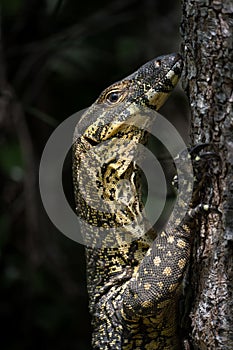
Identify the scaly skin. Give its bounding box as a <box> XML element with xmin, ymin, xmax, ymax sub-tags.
<box><xmin>73</xmin><ymin>53</ymin><xmax>192</xmax><ymax>349</ymax></box>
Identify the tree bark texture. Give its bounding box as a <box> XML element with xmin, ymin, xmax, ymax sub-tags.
<box><xmin>181</xmin><ymin>1</ymin><xmax>233</xmax><ymax>349</ymax></box>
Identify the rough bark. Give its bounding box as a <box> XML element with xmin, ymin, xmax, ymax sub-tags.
<box><xmin>181</xmin><ymin>1</ymin><xmax>233</xmax><ymax>349</ymax></box>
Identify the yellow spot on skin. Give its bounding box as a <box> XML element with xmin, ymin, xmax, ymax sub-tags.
<box><xmin>169</xmin><ymin>283</ymin><xmax>178</xmax><ymax>292</ymax></box>
<box><xmin>167</xmin><ymin>236</ymin><xmax>175</xmax><ymax>243</ymax></box>
<box><xmin>178</xmin><ymin>258</ymin><xmax>186</xmax><ymax>269</ymax></box>
<box><xmin>182</xmin><ymin>224</ymin><xmax>190</xmax><ymax>233</ymax></box>
<box><xmin>141</xmin><ymin>300</ymin><xmax>153</xmax><ymax>309</ymax></box>
<box><xmin>157</xmin><ymin>281</ymin><xmax>164</xmax><ymax>289</ymax></box>
<box><xmin>163</xmin><ymin>266</ymin><xmax>172</xmax><ymax>276</ymax></box>
<box><xmin>153</xmin><ymin>256</ymin><xmax>161</xmax><ymax>266</ymax></box>
<box><xmin>177</xmin><ymin>239</ymin><xmax>186</xmax><ymax>248</ymax></box>
<box><xmin>144</xmin><ymin>283</ymin><xmax>151</xmax><ymax>290</ymax></box>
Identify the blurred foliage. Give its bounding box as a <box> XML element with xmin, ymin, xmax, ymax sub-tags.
<box><xmin>0</xmin><ymin>0</ymin><xmax>189</xmax><ymax>349</ymax></box>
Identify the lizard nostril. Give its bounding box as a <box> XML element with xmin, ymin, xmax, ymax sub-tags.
<box><xmin>154</xmin><ymin>59</ymin><xmax>161</xmax><ymax>68</ymax></box>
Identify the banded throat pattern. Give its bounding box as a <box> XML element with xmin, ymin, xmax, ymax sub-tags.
<box><xmin>73</xmin><ymin>53</ymin><xmax>192</xmax><ymax>349</ymax></box>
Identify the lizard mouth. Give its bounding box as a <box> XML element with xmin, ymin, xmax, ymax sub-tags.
<box><xmin>83</xmin><ymin>136</ymin><xmax>99</xmax><ymax>146</ymax></box>
<box><xmin>163</xmin><ymin>53</ymin><xmax>183</xmax><ymax>86</ymax></box>
<box><xmin>166</xmin><ymin>53</ymin><xmax>183</xmax><ymax>74</ymax></box>
<box><xmin>156</xmin><ymin>52</ymin><xmax>183</xmax><ymax>73</ymax></box>
<box><xmin>152</xmin><ymin>53</ymin><xmax>183</xmax><ymax>89</ymax></box>
<box><xmin>138</xmin><ymin>53</ymin><xmax>183</xmax><ymax>110</ymax></box>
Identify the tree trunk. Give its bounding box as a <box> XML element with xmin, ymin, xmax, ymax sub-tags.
<box><xmin>180</xmin><ymin>1</ymin><xmax>233</xmax><ymax>349</ymax></box>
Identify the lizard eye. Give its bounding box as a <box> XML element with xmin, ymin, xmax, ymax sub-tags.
<box><xmin>106</xmin><ymin>91</ymin><xmax>121</xmax><ymax>104</ymax></box>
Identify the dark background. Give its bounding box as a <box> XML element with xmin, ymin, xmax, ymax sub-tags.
<box><xmin>0</xmin><ymin>1</ymin><xmax>189</xmax><ymax>349</ymax></box>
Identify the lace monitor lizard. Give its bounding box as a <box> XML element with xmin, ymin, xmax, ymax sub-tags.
<box><xmin>73</xmin><ymin>53</ymin><xmax>198</xmax><ymax>349</ymax></box>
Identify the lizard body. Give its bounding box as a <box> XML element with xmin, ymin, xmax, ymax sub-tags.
<box><xmin>73</xmin><ymin>53</ymin><xmax>191</xmax><ymax>349</ymax></box>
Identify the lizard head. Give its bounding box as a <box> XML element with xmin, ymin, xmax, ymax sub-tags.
<box><xmin>98</xmin><ymin>52</ymin><xmax>183</xmax><ymax>110</ymax></box>
<box><xmin>75</xmin><ymin>53</ymin><xmax>183</xmax><ymax>145</ymax></box>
